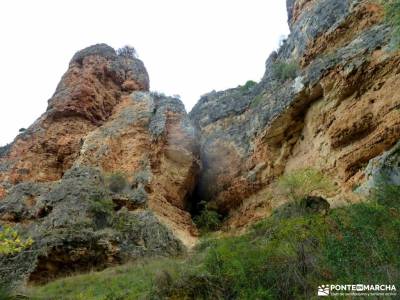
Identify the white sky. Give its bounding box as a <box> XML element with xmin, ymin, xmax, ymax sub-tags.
<box><xmin>0</xmin><ymin>0</ymin><xmax>289</xmax><ymax>146</ymax></box>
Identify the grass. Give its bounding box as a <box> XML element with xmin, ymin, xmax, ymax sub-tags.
<box><xmin>272</xmin><ymin>60</ymin><xmax>298</xmax><ymax>81</ymax></box>
<box><xmin>23</xmin><ymin>172</ymin><xmax>400</xmax><ymax>299</ymax></box>
<box><xmin>278</xmin><ymin>168</ymin><xmax>335</xmax><ymax>202</ymax></box>
<box><xmin>25</xmin><ymin>258</ymin><xmax>185</xmax><ymax>300</ymax></box>
<box><xmin>25</xmin><ymin>196</ymin><xmax>400</xmax><ymax>299</ymax></box>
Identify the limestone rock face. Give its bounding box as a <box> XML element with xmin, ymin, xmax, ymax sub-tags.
<box><xmin>0</xmin><ymin>45</ymin><xmax>199</xmax><ymax>286</ymax></box>
<box><xmin>190</xmin><ymin>0</ymin><xmax>400</xmax><ymax>225</ymax></box>
<box><xmin>358</xmin><ymin>141</ymin><xmax>400</xmax><ymax>194</ymax></box>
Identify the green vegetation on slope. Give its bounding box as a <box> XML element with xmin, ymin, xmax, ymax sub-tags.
<box><xmin>26</xmin><ymin>258</ymin><xmax>186</xmax><ymax>300</ymax></box>
<box><xmin>272</xmin><ymin>60</ymin><xmax>298</xmax><ymax>81</ymax></box>
<box><xmin>385</xmin><ymin>0</ymin><xmax>400</xmax><ymax>48</ymax></box>
<box><xmin>0</xmin><ymin>226</ymin><xmax>34</xmax><ymax>298</ymax></box>
<box><xmin>0</xmin><ymin>226</ymin><xmax>33</xmax><ymax>256</ymax></box>
<box><xmin>240</xmin><ymin>80</ymin><xmax>257</xmax><ymax>92</ymax></box>
<box><xmin>25</xmin><ymin>181</ymin><xmax>400</xmax><ymax>299</ymax></box>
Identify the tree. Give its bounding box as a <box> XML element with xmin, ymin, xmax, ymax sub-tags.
<box><xmin>116</xmin><ymin>45</ymin><xmax>138</xmax><ymax>58</ymax></box>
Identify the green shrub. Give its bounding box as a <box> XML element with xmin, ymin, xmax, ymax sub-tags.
<box><xmin>26</xmin><ymin>175</ymin><xmax>400</xmax><ymax>299</ymax></box>
<box><xmin>202</xmin><ymin>216</ymin><xmax>328</xmax><ymax>299</ymax></box>
<box><xmin>88</xmin><ymin>190</ymin><xmax>115</xmax><ymax>229</ymax></box>
<box><xmin>272</xmin><ymin>60</ymin><xmax>298</xmax><ymax>81</ymax></box>
<box><xmin>112</xmin><ymin>208</ymin><xmax>139</xmax><ymax>233</ymax></box>
<box><xmin>323</xmin><ymin>202</ymin><xmax>400</xmax><ymax>284</ymax></box>
<box><xmin>278</xmin><ymin>168</ymin><xmax>335</xmax><ymax>203</ymax></box>
<box><xmin>107</xmin><ymin>172</ymin><xmax>127</xmax><ymax>193</ymax></box>
<box><xmin>27</xmin><ymin>258</ymin><xmax>184</xmax><ymax>300</ymax></box>
<box><xmin>240</xmin><ymin>80</ymin><xmax>257</xmax><ymax>92</ymax></box>
<box><xmin>129</xmin><ymin>186</ymin><xmax>148</xmax><ymax>205</ymax></box>
<box><xmin>132</xmin><ymin>169</ymin><xmax>151</xmax><ymax>187</ymax></box>
<box><xmin>0</xmin><ymin>284</ymin><xmax>13</xmax><ymax>300</ymax></box>
<box><xmin>370</xmin><ymin>180</ymin><xmax>400</xmax><ymax>208</ymax></box>
<box><xmin>152</xmin><ymin>272</ymin><xmax>226</xmax><ymax>300</ymax></box>
<box><xmin>89</xmin><ymin>197</ymin><xmax>114</xmax><ymax>216</ymax></box>
<box><xmin>193</xmin><ymin>203</ymin><xmax>222</xmax><ymax>233</ymax></box>
<box><xmin>250</xmin><ymin>93</ymin><xmax>264</xmax><ymax>108</ymax></box>
<box><xmin>27</xmin><ymin>200</ymin><xmax>400</xmax><ymax>299</ymax></box>
<box><xmin>0</xmin><ymin>226</ymin><xmax>33</xmax><ymax>256</ymax></box>
<box><xmin>385</xmin><ymin>0</ymin><xmax>400</xmax><ymax>48</ymax></box>
<box><xmin>272</xmin><ymin>196</ymin><xmax>330</xmax><ymax>219</ymax></box>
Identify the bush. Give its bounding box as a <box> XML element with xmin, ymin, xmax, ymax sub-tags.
<box><xmin>193</xmin><ymin>203</ymin><xmax>222</xmax><ymax>233</ymax></box>
<box><xmin>272</xmin><ymin>60</ymin><xmax>298</xmax><ymax>81</ymax></box>
<box><xmin>132</xmin><ymin>169</ymin><xmax>151</xmax><ymax>187</ymax></box>
<box><xmin>88</xmin><ymin>189</ymin><xmax>115</xmax><ymax>229</ymax></box>
<box><xmin>385</xmin><ymin>0</ymin><xmax>400</xmax><ymax>48</ymax></box>
<box><xmin>240</xmin><ymin>80</ymin><xmax>257</xmax><ymax>92</ymax></box>
<box><xmin>27</xmin><ymin>200</ymin><xmax>400</xmax><ymax>299</ymax></box>
<box><xmin>112</xmin><ymin>208</ymin><xmax>139</xmax><ymax>233</ymax></box>
<box><xmin>273</xmin><ymin>196</ymin><xmax>330</xmax><ymax>219</ymax></box>
<box><xmin>323</xmin><ymin>202</ymin><xmax>400</xmax><ymax>284</ymax></box>
<box><xmin>129</xmin><ymin>186</ymin><xmax>148</xmax><ymax>206</ymax></box>
<box><xmin>250</xmin><ymin>92</ymin><xmax>267</xmax><ymax>108</ymax></box>
<box><xmin>116</xmin><ymin>45</ymin><xmax>138</xmax><ymax>58</ymax></box>
<box><xmin>0</xmin><ymin>226</ymin><xmax>33</xmax><ymax>256</ymax></box>
<box><xmin>370</xmin><ymin>181</ymin><xmax>400</xmax><ymax>208</ymax></box>
<box><xmin>107</xmin><ymin>172</ymin><xmax>127</xmax><ymax>193</ymax></box>
<box><xmin>152</xmin><ymin>272</ymin><xmax>226</xmax><ymax>299</ymax></box>
<box><xmin>278</xmin><ymin>168</ymin><xmax>335</xmax><ymax>203</ymax></box>
<box><xmin>25</xmin><ymin>174</ymin><xmax>400</xmax><ymax>299</ymax></box>
<box><xmin>89</xmin><ymin>196</ymin><xmax>114</xmax><ymax>216</ymax></box>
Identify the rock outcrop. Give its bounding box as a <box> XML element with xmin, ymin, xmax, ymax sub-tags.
<box><xmin>1</xmin><ymin>0</ymin><xmax>400</xmax><ymax>289</ymax></box>
<box><xmin>190</xmin><ymin>0</ymin><xmax>400</xmax><ymax>226</ymax></box>
<box><xmin>0</xmin><ymin>44</ymin><xmax>199</xmax><ymax>286</ymax></box>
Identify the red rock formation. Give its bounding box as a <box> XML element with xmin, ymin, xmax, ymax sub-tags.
<box><xmin>0</xmin><ymin>44</ymin><xmax>149</xmax><ymax>185</ymax></box>
<box><xmin>0</xmin><ymin>44</ymin><xmax>199</xmax><ymax>285</ymax></box>
<box><xmin>190</xmin><ymin>0</ymin><xmax>400</xmax><ymax>228</ymax></box>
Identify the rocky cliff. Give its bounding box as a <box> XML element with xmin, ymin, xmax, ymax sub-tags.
<box><xmin>1</xmin><ymin>0</ymin><xmax>400</xmax><ymax>289</ymax></box>
<box><xmin>0</xmin><ymin>44</ymin><xmax>199</xmax><ymax>286</ymax></box>
<box><xmin>190</xmin><ymin>0</ymin><xmax>400</xmax><ymax>227</ymax></box>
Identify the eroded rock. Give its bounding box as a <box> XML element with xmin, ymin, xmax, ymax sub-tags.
<box><xmin>0</xmin><ymin>45</ymin><xmax>199</xmax><ymax>287</ymax></box>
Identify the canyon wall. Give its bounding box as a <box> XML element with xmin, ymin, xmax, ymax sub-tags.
<box><xmin>1</xmin><ymin>0</ymin><xmax>399</xmax><ymax>287</ymax></box>
<box><xmin>0</xmin><ymin>44</ymin><xmax>199</xmax><ymax>286</ymax></box>
<box><xmin>190</xmin><ymin>0</ymin><xmax>400</xmax><ymax>226</ymax></box>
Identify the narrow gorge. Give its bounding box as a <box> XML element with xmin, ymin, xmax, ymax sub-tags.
<box><xmin>0</xmin><ymin>0</ymin><xmax>399</xmax><ymax>298</ymax></box>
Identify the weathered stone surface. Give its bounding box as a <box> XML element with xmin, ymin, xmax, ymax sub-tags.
<box><xmin>0</xmin><ymin>164</ymin><xmax>186</xmax><ymax>287</ymax></box>
<box><xmin>0</xmin><ymin>44</ymin><xmax>150</xmax><ymax>185</ymax></box>
<box><xmin>0</xmin><ymin>45</ymin><xmax>198</xmax><ymax>287</ymax></box>
<box><xmin>189</xmin><ymin>0</ymin><xmax>400</xmax><ymax>226</ymax></box>
<box><xmin>357</xmin><ymin>141</ymin><xmax>400</xmax><ymax>194</ymax></box>
<box><xmin>1</xmin><ymin>0</ymin><xmax>400</xmax><ymax>288</ymax></box>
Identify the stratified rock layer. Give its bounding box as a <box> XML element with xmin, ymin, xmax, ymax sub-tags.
<box><xmin>190</xmin><ymin>0</ymin><xmax>400</xmax><ymax>226</ymax></box>
<box><xmin>0</xmin><ymin>45</ymin><xmax>199</xmax><ymax>286</ymax></box>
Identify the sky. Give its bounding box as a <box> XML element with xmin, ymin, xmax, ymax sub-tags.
<box><xmin>0</xmin><ymin>0</ymin><xmax>289</xmax><ymax>146</ymax></box>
